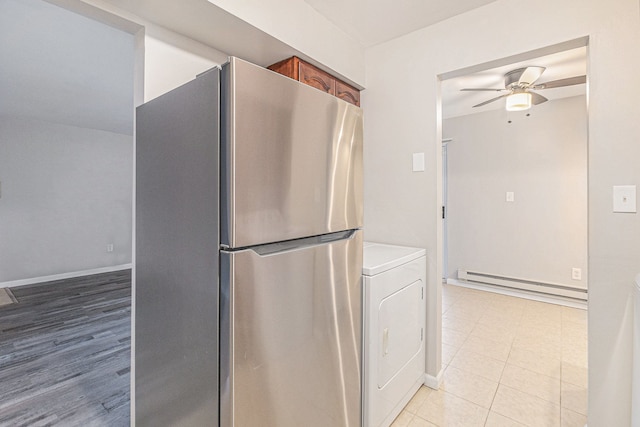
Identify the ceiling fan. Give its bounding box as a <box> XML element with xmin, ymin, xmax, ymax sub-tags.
<box><xmin>461</xmin><ymin>66</ymin><xmax>586</xmax><ymax>111</ymax></box>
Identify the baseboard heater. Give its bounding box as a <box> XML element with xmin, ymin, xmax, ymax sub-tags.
<box><xmin>457</xmin><ymin>269</ymin><xmax>587</xmax><ymax>301</ymax></box>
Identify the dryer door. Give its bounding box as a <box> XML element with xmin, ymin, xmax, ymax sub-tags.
<box><xmin>378</xmin><ymin>279</ymin><xmax>423</xmax><ymax>388</ymax></box>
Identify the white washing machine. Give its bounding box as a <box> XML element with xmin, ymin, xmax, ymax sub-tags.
<box><xmin>363</xmin><ymin>242</ymin><xmax>426</xmax><ymax>427</ymax></box>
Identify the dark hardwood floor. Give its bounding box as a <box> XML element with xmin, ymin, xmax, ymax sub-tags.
<box><xmin>0</xmin><ymin>270</ymin><xmax>131</xmax><ymax>426</ymax></box>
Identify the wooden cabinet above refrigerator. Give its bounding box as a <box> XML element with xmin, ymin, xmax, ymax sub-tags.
<box><xmin>268</xmin><ymin>56</ymin><xmax>361</xmax><ymax>107</ymax></box>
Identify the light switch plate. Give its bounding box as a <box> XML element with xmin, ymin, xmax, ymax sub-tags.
<box><xmin>412</xmin><ymin>153</ymin><xmax>425</xmax><ymax>172</ymax></box>
<box><xmin>613</xmin><ymin>185</ymin><xmax>636</xmax><ymax>213</ymax></box>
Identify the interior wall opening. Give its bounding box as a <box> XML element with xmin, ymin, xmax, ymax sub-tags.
<box><xmin>439</xmin><ymin>39</ymin><xmax>589</xmax><ymax>306</ymax></box>
<box><xmin>0</xmin><ymin>0</ymin><xmax>138</xmax><ymax>285</ymax></box>
<box><xmin>435</xmin><ymin>37</ymin><xmax>590</xmax><ymax>424</ymax></box>
<box><xmin>0</xmin><ymin>0</ymin><xmax>142</xmax><ymax>423</ymax></box>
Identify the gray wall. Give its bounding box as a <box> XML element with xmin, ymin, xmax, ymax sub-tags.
<box><xmin>444</xmin><ymin>95</ymin><xmax>587</xmax><ymax>287</ymax></box>
<box><xmin>0</xmin><ymin>116</ymin><xmax>133</xmax><ymax>283</ymax></box>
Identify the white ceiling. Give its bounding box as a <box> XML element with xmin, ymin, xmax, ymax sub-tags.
<box><xmin>442</xmin><ymin>47</ymin><xmax>587</xmax><ymax>119</ymax></box>
<box><xmin>0</xmin><ymin>0</ymin><xmax>134</xmax><ymax>135</ymax></box>
<box><xmin>303</xmin><ymin>0</ymin><xmax>500</xmax><ymax>48</ymax></box>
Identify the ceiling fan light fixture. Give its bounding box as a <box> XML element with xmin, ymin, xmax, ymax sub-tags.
<box><xmin>505</xmin><ymin>92</ymin><xmax>532</xmax><ymax>111</ymax></box>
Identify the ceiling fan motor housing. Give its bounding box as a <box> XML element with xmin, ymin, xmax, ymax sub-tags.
<box><xmin>463</xmin><ymin>65</ymin><xmax>583</xmax><ymax>109</ymax></box>
<box><xmin>505</xmin><ymin>68</ymin><xmax>528</xmax><ymax>88</ymax></box>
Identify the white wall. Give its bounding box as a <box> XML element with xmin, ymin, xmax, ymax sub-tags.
<box><xmin>0</xmin><ymin>0</ymin><xmax>135</xmax><ymax>135</ymax></box>
<box><xmin>363</xmin><ymin>0</ymin><xmax>640</xmax><ymax>424</ymax></box>
<box><xmin>0</xmin><ymin>0</ymin><xmax>136</xmax><ymax>286</ymax></box>
<box><xmin>143</xmin><ymin>24</ymin><xmax>229</xmax><ymax>102</ymax></box>
<box><xmin>0</xmin><ymin>117</ymin><xmax>133</xmax><ymax>283</ymax></box>
<box><xmin>76</xmin><ymin>0</ymin><xmax>364</xmax><ymax>88</ymax></box>
<box><xmin>54</xmin><ymin>1</ymin><xmax>230</xmax><ymax>103</ymax></box>
<box><xmin>206</xmin><ymin>0</ymin><xmax>365</xmax><ymax>85</ymax></box>
<box><xmin>444</xmin><ymin>96</ymin><xmax>588</xmax><ymax>287</ymax></box>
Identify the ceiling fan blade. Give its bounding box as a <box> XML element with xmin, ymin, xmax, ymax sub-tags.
<box><xmin>530</xmin><ymin>91</ymin><xmax>548</xmax><ymax>105</ymax></box>
<box><xmin>518</xmin><ymin>66</ymin><xmax>546</xmax><ymax>85</ymax></box>
<box><xmin>461</xmin><ymin>88</ymin><xmax>506</xmax><ymax>92</ymax></box>
<box><xmin>473</xmin><ymin>94</ymin><xmax>509</xmax><ymax>108</ymax></box>
<box><xmin>533</xmin><ymin>75</ymin><xmax>587</xmax><ymax>89</ymax></box>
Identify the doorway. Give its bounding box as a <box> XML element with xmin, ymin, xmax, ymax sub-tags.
<box><xmin>0</xmin><ymin>0</ymin><xmax>143</xmax><ymax>424</ymax></box>
<box><xmin>439</xmin><ymin>41</ymin><xmax>588</xmax><ymax>303</ymax></box>
<box><xmin>436</xmin><ymin>38</ymin><xmax>590</xmax><ymax>425</ymax></box>
<box><xmin>0</xmin><ymin>0</ymin><xmax>140</xmax><ymax>283</ymax></box>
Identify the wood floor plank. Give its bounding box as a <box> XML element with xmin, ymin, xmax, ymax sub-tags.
<box><xmin>0</xmin><ymin>270</ymin><xmax>131</xmax><ymax>426</ymax></box>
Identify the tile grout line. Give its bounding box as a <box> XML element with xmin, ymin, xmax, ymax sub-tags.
<box><xmin>484</xmin><ymin>319</ymin><xmax>515</xmax><ymax>427</ymax></box>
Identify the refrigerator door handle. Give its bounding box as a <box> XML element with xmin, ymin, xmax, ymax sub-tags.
<box><xmin>235</xmin><ymin>229</ymin><xmax>359</xmax><ymax>256</ymax></box>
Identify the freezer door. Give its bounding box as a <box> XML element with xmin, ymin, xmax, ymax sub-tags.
<box><xmin>221</xmin><ymin>57</ymin><xmax>363</xmax><ymax>248</ymax></box>
<box><xmin>220</xmin><ymin>230</ymin><xmax>363</xmax><ymax>427</ymax></box>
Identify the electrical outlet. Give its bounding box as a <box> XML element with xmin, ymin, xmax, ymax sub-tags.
<box><xmin>572</xmin><ymin>268</ymin><xmax>582</xmax><ymax>280</ymax></box>
<box><xmin>107</xmin><ymin>244</ymin><xmax>114</xmax><ymax>253</ymax></box>
<box><xmin>506</xmin><ymin>191</ymin><xmax>515</xmax><ymax>202</ymax></box>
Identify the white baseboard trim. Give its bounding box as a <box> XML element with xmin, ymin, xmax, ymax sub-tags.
<box><xmin>0</xmin><ymin>264</ymin><xmax>133</xmax><ymax>289</ymax></box>
<box><xmin>446</xmin><ymin>278</ymin><xmax>587</xmax><ymax>310</ymax></box>
<box><xmin>424</xmin><ymin>368</ymin><xmax>444</xmax><ymax>390</ymax></box>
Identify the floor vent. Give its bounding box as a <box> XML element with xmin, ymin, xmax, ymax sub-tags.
<box><xmin>457</xmin><ymin>269</ymin><xmax>587</xmax><ymax>301</ymax></box>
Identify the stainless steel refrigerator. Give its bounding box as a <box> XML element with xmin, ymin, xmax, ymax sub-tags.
<box><xmin>135</xmin><ymin>57</ymin><xmax>363</xmax><ymax>427</ymax></box>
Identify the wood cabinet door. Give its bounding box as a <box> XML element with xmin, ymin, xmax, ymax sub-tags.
<box><xmin>335</xmin><ymin>80</ymin><xmax>360</xmax><ymax>107</ymax></box>
<box><xmin>267</xmin><ymin>57</ymin><xmax>299</xmax><ymax>80</ymax></box>
<box><xmin>267</xmin><ymin>56</ymin><xmax>361</xmax><ymax>107</ymax></box>
<box><xmin>299</xmin><ymin>61</ymin><xmax>336</xmax><ymax>95</ymax></box>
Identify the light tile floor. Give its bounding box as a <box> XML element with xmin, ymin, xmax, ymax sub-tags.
<box><xmin>392</xmin><ymin>284</ymin><xmax>588</xmax><ymax>427</ymax></box>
